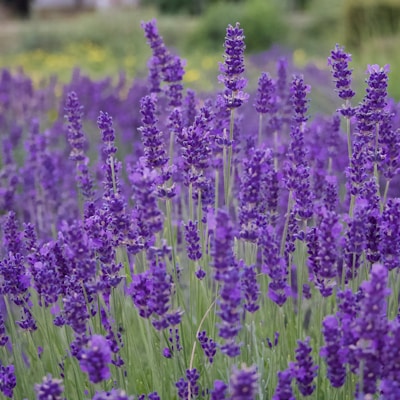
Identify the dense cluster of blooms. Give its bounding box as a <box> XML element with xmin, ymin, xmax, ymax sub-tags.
<box><xmin>0</xmin><ymin>19</ymin><xmax>400</xmax><ymax>400</ymax></box>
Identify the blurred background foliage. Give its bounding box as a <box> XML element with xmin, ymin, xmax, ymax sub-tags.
<box><xmin>0</xmin><ymin>0</ymin><xmax>400</xmax><ymax>98</ymax></box>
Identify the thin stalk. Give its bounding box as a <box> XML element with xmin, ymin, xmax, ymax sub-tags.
<box><xmin>273</xmin><ymin>130</ymin><xmax>278</xmax><ymax>171</ymax></box>
<box><xmin>382</xmin><ymin>179</ymin><xmax>390</xmax><ymax>209</ymax></box>
<box><xmin>345</xmin><ymin>114</ymin><xmax>352</xmax><ymax>160</ymax></box>
<box><xmin>215</xmin><ymin>169</ymin><xmax>220</xmax><ymax>210</ymax></box>
<box><xmin>280</xmin><ymin>191</ymin><xmax>293</xmax><ymax>257</ymax></box>
<box><xmin>258</xmin><ymin>113</ymin><xmax>263</xmax><ymax>146</ymax></box>
<box><xmin>224</xmin><ymin>110</ymin><xmax>235</xmax><ymax>206</ymax></box>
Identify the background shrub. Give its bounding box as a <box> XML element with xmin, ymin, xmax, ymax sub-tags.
<box><xmin>344</xmin><ymin>0</ymin><xmax>400</xmax><ymax>47</ymax></box>
<box><xmin>186</xmin><ymin>0</ymin><xmax>287</xmax><ymax>52</ymax></box>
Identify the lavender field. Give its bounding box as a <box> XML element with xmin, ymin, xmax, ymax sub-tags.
<box><xmin>0</xmin><ymin>18</ymin><xmax>399</xmax><ymax>400</ymax></box>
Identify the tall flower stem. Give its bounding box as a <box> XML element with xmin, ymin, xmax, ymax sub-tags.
<box><xmin>224</xmin><ymin>110</ymin><xmax>235</xmax><ymax>207</ymax></box>
<box><xmin>258</xmin><ymin>113</ymin><xmax>263</xmax><ymax>146</ymax></box>
<box><xmin>280</xmin><ymin>191</ymin><xmax>293</xmax><ymax>257</ymax></box>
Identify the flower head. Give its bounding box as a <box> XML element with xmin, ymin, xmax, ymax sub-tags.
<box><xmin>79</xmin><ymin>334</ymin><xmax>112</xmax><ymax>384</ymax></box>
<box><xmin>35</xmin><ymin>374</ymin><xmax>64</xmax><ymax>400</ymax></box>
<box><xmin>229</xmin><ymin>364</ymin><xmax>258</xmax><ymax>400</ymax></box>
<box><xmin>218</xmin><ymin>23</ymin><xmax>248</xmax><ymax>109</ymax></box>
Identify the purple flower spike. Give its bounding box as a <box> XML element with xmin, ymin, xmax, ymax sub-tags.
<box><xmin>218</xmin><ymin>265</ymin><xmax>243</xmax><ymax>358</ymax></box>
<box><xmin>292</xmin><ymin>337</ymin><xmax>318</xmax><ymax>396</ymax></box>
<box><xmin>79</xmin><ymin>334</ymin><xmax>112</xmax><ymax>384</ymax></box>
<box><xmin>141</xmin><ymin>19</ymin><xmax>171</xmax><ymax>93</ymax></box>
<box><xmin>355</xmin><ymin>263</ymin><xmax>391</xmax><ymax>396</ymax></box>
<box><xmin>229</xmin><ymin>364</ymin><xmax>258</xmax><ymax>400</ymax></box>
<box><xmin>218</xmin><ymin>23</ymin><xmax>249</xmax><ymax>109</ymax></box>
<box><xmin>184</xmin><ymin>220</ymin><xmax>202</xmax><ymax>261</ymax></box>
<box><xmin>320</xmin><ymin>315</ymin><xmax>346</xmax><ymax>388</ymax></box>
<box><xmin>211</xmin><ymin>380</ymin><xmax>228</xmax><ymax>400</ymax></box>
<box><xmin>381</xmin><ymin>320</ymin><xmax>400</xmax><ymax>399</ymax></box>
<box><xmin>290</xmin><ymin>75</ymin><xmax>310</xmax><ymax>125</ymax></box>
<box><xmin>241</xmin><ymin>263</ymin><xmax>260</xmax><ymax>313</ymax></box>
<box><xmin>98</xmin><ymin>110</ymin><xmax>117</xmax><ymax>160</ymax></box>
<box><xmin>198</xmin><ymin>330</ymin><xmax>217</xmax><ymax>363</ymax></box>
<box><xmin>35</xmin><ymin>374</ymin><xmax>64</xmax><ymax>400</ymax></box>
<box><xmin>239</xmin><ymin>147</ymin><xmax>276</xmax><ymax>241</ymax></box>
<box><xmin>186</xmin><ymin>368</ymin><xmax>200</xmax><ymax>398</ymax></box>
<box><xmin>139</xmin><ymin>94</ymin><xmax>169</xmax><ymax>169</ymax></box>
<box><xmin>164</xmin><ymin>55</ymin><xmax>185</xmax><ymax>108</ymax></box>
<box><xmin>379</xmin><ymin>198</ymin><xmax>400</xmax><ymax>271</ymax></box>
<box><xmin>65</xmin><ymin>91</ymin><xmax>86</xmax><ymax>163</ymax></box>
<box><xmin>328</xmin><ymin>44</ymin><xmax>356</xmax><ymax>117</ymax></box>
<box><xmin>272</xmin><ymin>368</ymin><xmax>295</xmax><ymax>400</ymax></box>
<box><xmin>254</xmin><ymin>72</ymin><xmax>276</xmax><ymax>114</ymax></box>
<box><xmin>212</xmin><ymin>209</ymin><xmax>236</xmax><ymax>282</ymax></box>
<box><xmin>0</xmin><ymin>364</ymin><xmax>16</xmax><ymax>398</ymax></box>
<box><xmin>92</xmin><ymin>389</ymin><xmax>133</xmax><ymax>400</ymax></box>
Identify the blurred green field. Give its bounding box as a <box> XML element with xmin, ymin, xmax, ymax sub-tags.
<box><xmin>1</xmin><ymin>0</ymin><xmax>400</xmax><ymax>99</ymax></box>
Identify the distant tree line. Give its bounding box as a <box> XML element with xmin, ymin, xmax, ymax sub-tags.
<box><xmin>147</xmin><ymin>0</ymin><xmax>243</xmax><ymax>15</ymax></box>
<box><xmin>1</xmin><ymin>0</ymin><xmax>31</xmax><ymax>17</ymax></box>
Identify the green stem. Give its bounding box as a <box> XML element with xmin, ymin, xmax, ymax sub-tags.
<box><xmin>280</xmin><ymin>191</ymin><xmax>293</xmax><ymax>257</ymax></box>
<box><xmin>382</xmin><ymin>179</ymin><xmax>390</xmax><ymax>209</ymax></box>
<box><xmin>345</xmin><ymin>114</ymin><xmax>352</xmax><ymax>161</ymax></box>
<box><xmin>224</xmin><ymin>110</ymin><xmax>235</xmax><ymax>207</ymax></box>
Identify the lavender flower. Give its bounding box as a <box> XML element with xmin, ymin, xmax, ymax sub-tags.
<box><xmin>241</xmin><ymin>263</ymin><xmax>260</xmax><ymax>313</ymax></box>
<box><xmin>186</xmin><ymin>368</ymin><xmax>200</xmax><ymax>398</ymax></box>
<box><xmin>218</xmin><ymin>23</ymin><xmax>248</xmax><ymax>109</ymax></box>
<box><xmin>229</xmin><ymin>364</ymin><xmax>258</xmax><ymax>400</ymax></box>
<box><xmin>320</xmin><ymin>315</ymin><xmax>346</xmax><ymax>388</ymax></box>
<box><xmin>379</xmin><ymin>110</ymin><xmax>400</xmax><ymax>180</ymax></box>
<box><xmin>284</xmin><ymin>77</ymin><xmax>313</xmax><ymax>219</ymax></box>
<box><xmin>211</xmin><ymin>380</ymin><xmax>228</xmax><ymax>400</ymax></box>
<box><xmin>184</xmin><ymin>220</ymin><xmax>202</xmax><ymax>261</ymax></box>
<box><xmin>175</xmin><ymin>377</ymin><xmax>188</xmax><ymax>399</ymax></box>
<box><xmin>80</xmin><ymin>334</ymin><xmax>112</xmax><ymax>384</ymax></box>
<box><xmin>180</xmin><ymin>103</ymin><xmax>213</xmax><ymax>204</ymax></box>
<box><xmin>380</xmin><ymin>320</ymin><xmax>400</xmax><ymax>398</ymax></box>
<box><xmin>98</xmin><ymin>110</ymin><xmax>117</xmax><ymax>160</ymax></box>
<box><xmin>139</xmin><ymin>94</ymin><xmax>169</xmax><ymax>169</ymax></box>
<box><xmin>183</xmin><ymin>89</ymin><xmax>197</xmax><ymax>127</ymax></box>
<box><xmin>306</xmin><ymin>207</ymin><xmax>341</xmax><ymax>297</ymax></box>
<box><xmin>260</xmin><ymin>225</ymin><xmax>290</xmax><ymax>306</ymax></box>
<box><xmin>128</xmin><ymin>158</ymin><xmax>164</xmax><ymax>247</ymax></box>
<box><xmin>272</xmin><ymin>368</ymin><xmax>295</xmax><ymax>400</ymax></box>
<box><xmin>328</xmin><ymin>44</ymin><xmax>356</xmax><ymax>117</ymax></box>
<box><xmin>148</xmin><ymin>260</ymin><xmax>173</xmax><ymax>331</ymax></box>
<box><xmin>163</xmin><ymin>55</ymin><xmax>185</xmax><ymax>108</ymax></box>
<box><xmin>211</xmin><ymin>209</ymin><xmax>236</xmax><ymax>282</ymax></box>
<box><xmin>197</xmin><ymin>330</ymin><xmax>217</xmax><ymax>364</ymax></box>
<box><xmin>254</xmin><ymin>72</ymin><xmax>276</xmax><ymax>114</ymax></box>
<box><xmin>141</xmin><ymin>19</ymin><xmax>171</xmax><ymax>93</ymax></box>
<box><xmin>379</xmin><ymin>198</ymin><xmax>400</xmax><ymax>270</ymax></box>
<box><xmin>218</xmin><ymin>265</ymin><xmax>243</xmax><ymax>357</ymax></box>
<box><xmin>63</xmin><ymin>291</ymin><xmax>90</xmax><ymax>334</ymax></box>
<box><xmin>35</xmin><ymin>374</ymin><xmax>64</xmax><ymax>400</ymax></box>
<box><xmin>292</xmin><ymin>337</ymin><xmax>318</xmax><ymax>395</ymax></box>
<box><xmin>65</xmin><ymin>91</ymin><xmax>87</xmax><ymax>163</ymax></box>
<box><xmin>239</xmin><ymin>147</ymin><xmax>275</xmax><ymax>240</ymax></box>
<box><xmin>336</xmin><ymin>289</ymin><xmax>360</xmax><ymax>373</ymax></box>
<box><xmin>129</xmin><ymin>270</ymin><xmax>153</xmax><ymax>318</ymax></box>
<box><xmin>354</xmin><ymin>263</ymin><xmax>390</xmax><ymax>396</ymax></box>
<box><xmin>291</xmin><ymin>75</ymin><xmax>310</xmax><ymax>126</ymax></box>
<box><xmin>0</xmin><ymin>364</ymin><xmax>16</xmax><ymax>398</ymax></box>
<box><xmin>2</xmin><ymin>210</ymin><xmax>22</xmax><ymax>255</ymax></box>
<box><xmin>343</xmin><ymin>199</ymin><xmax>368</xmax><ymax>281</ymax></box>
<box><xmin>92</xmin><ymin>389</ymin><xmax>133</xmax><ymax>400</ymax></box>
